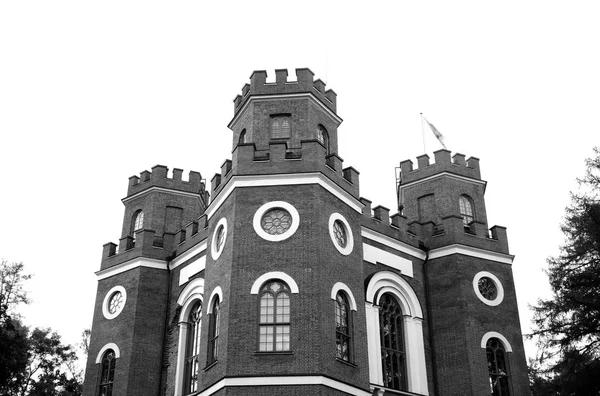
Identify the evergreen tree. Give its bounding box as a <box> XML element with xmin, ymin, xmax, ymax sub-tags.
<box><xmin>531</xmin><ymin>147</ymin><xmax>600</xmax><ymax>394</ymax></box>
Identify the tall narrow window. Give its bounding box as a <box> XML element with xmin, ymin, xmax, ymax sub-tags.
<box><xmin>316</xmin><ymin>124</ymin><xmax>330</xmax><ymax>154</ymax></box>
<box><xmin>239</xmin><ymin>129</ymin><xmax>247</xmax><ymax>144</ymax></box>
<box><xmin>99</xmin><ymin>349</ymin><xmax>116</xmax><ymax>396</ymax></box>
<box><xmin>459</xmin><ymin>195</ymin><xmax>474</xmax><ymax>228</ymax></box>
<box><xmin>207</xmin><ymin>298</ymin><xmax>220</xmax><ymax>365</ymax></box>
<box><xmin>271</xmin><ymin>115</ymin><xmax>291</xmax><ymax>139</ymax></box>
<box><xmin>335</xmin><ymin>292</ymin><xmax>352</xmax><ymax>361</ymax></box>
<box><xmin>379</xmin><ymin>294</ymin><xmax>407</xmax><ymax>391</ymax></box>
<box><xmin>487</xmin><ymin>338</ymin><xmax>510</xmax><ymax>396</ymax></box>
<box><xmin>184</xmin><ymin>301</ymin><xmax>202</xmax><ymax>394</ymax></box>
<box><xmin>259</xmin><ymin>280</ymin><xmax>290</xmax><ymax>352</ymax></box>
<box><xmin>131</xmin><ymin>210</ymin><xmax>144</xmax><ymax>242</ymax></box>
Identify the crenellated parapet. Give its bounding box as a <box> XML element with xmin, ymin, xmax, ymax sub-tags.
<box><xmin>233</xmin><ymin>68</ymin><xmax>337</xmax><ymax>115</ymax></box>
<box><xmin>127</xmin><ymin>165</ymin><xmax>209</xmax><ymax>204</ymax></box>
<box><xmin>399</xmin><ymin>149</ymin><xmax>481</xmax><ymax>185</ymax></box>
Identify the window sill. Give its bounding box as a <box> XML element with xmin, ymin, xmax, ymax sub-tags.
<box><xmin>336</xmin><ymin>357</ymin><xmax>357</xmax><ymax>367</ymax></box>
<box><xmin>203</xmin><ymin>361</ymin><xmax>217</xmax><ymax>372</ymax></box>
<box><xmin>254</xmin><ymin>351</ymin><xmax>294</xmax><ymax>356</ymax></box>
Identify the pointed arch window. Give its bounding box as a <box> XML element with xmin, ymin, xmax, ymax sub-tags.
<box><xmin>487</xmin><ymin>338</ymin><xmax>511</xmax><ymax>396</ymax></box>
<box><xmin>459</xmin><ymin>195</ymin><xmax>475</xmax><ymax>228</ymax></box>
<box><xmin>259</xmin><ymin>280</ymin><xmax>290</xmax><ymax>352</ymax></box>
<box><xmin>271</xmin><ymin>115</ymin><xmax>291</xmax><ymax>139</ymax></box>
<box><xmin>379</xmin><ymin>293</ymin><xmax>407</xmax><ymax>391</ymax></box>
<box><xmin>317</xmin><ymin>124</ymin><xmax>330</xmax><ymax>154</ymax></box>
<box><xmin>184</xmin><ymin>301</ymin><xmax>202</xmax><ymax>394</ymax></box>
<box><xmin>99</xmin><ymin>349</ymin><xmax>116</xmax><ymax>396</ymax></box>
<box><xmin>239</xmin><ymin>129</ymin><xmax>247</xmax><ymax>144</ymax></box>
<box><xmin>207</xmin><ymin>298</ymin><xmax>220</xmax><ymax>365</ymax></box>
<box><xmin>335</xmin><ymin>292</ymin><xmax>352</xmax><ymax>362</ymax></box>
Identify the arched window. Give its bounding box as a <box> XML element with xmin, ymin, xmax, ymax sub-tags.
<box><xmin>459</xmin><ymin>195</ymin><xmax>474</xmax><ymax>228</ymax></box>
<box><xmin>131</xmin><ymin>210</ymin><xmax>144</xmax><ymax>236</ymax></box>
<box><xmin>316</xmin><ymin>124</ymin><xmax>330</xmax><ymax>154</ymax></box>
<box><xmin>239</xmin><ymin>129</ymin><xmax>247</xmax><ymax>144</ymax></box>
<box><xmin>487</xmin><ymin>338</ymin><xmax>510</xmax><ymax>395</ymax></box>
<box><xmin>99</xmin><ymin>349</ymin><xmax>116</xmax><ymax>396</ymax></box>
<box><xmin>271</xmin><ymin>115</ymin><xmax>291</xmax><ymax>139</ymax></box>
<box><xmin>184</xmin><ymin>301</ymin><xmax>202</xmax><ymax>394</ymax></box>
<box><xmin>259</xmin><ymin>280</ymin><xmax>290</xmax><ymax>352</ymax></box>
<box><xmin>335</xmin><ymin>292</ymin><xmax>352</xmax><ymax>362</ymax></box>
<box><xmin>207</xmin><ymin>297</ymin><xmax>220</xmax><ymax>365</ymax></box>
<box><xmin>379</xmin><ymin>293</ymin><xmax>407</xmax><ymax>391</ymax></box>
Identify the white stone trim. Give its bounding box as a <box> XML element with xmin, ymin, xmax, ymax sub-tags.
<box><xmin>197</xmin><ymin>375</ymin><xmax>370</xmax><ymax>396</ymax></box>
<box><xmin>178</xmin><ymin>255</ymin><xmax>206</xmax><ymax>286</ymax></box>
<box><xmin>361</xmin><ymin>227</ymin><xmax>426</xmax><ymax>260</ymax></box>
<box><xmin>228</xmin><ymin>92</ymin><xmax>343</xmax><ymax>128</ymax></box>
<box><xmin>429</xmin><ymin>244</ymin><xmax>514</xmax><ymax>265</ymax></box>
<box><xmin>102</xmin><ymin>285</ymin><xmax>126</xmax><ymax>320</ymax></box>
<box><xmin>328</xmin><ymin>213</ymin><xmax>354</xmax><ymax>255</ymax></box>
<box><xmin>95</xmin><ymin>343</ymin><xmax>121</xmax><ymax>363</ymax></box>
<box><xmin>473</xmin><ymin>271</ymin><xmax>504</xmax><ymax>306</ymax></box>
<box><xmin>330</xmin><ymin>282</ymin><xmax>357</xmax><ymax>311</ymax></box>
<box><xmin>172</xmin><ymin>241</ymin><xmax>207</xmax><ymax>269</ymax></box>
<box><xmin>211</xmin><ymin>218</ymin><xmax>228</xmax><ymax>260</ymax></box>
<box><xmin>363</xmin><ymin>244</ymin><xmax>414</xmax><ymax>278</ymax></box>
<box><xmin>175</xmin><ymin>279</ymin><xmax>205</xmax><ymax>396</ymax></box>
<box><xmin>122</xmin><ymin>186</ymin><xmax>204</xmax><ymax>204</ymax></box>
<box><xmin>480</xmin><ymin>331</ymin><xmax>513</xmax><ymax>352</ymax></box>
<box><xmin>206</xmin><ymin>173</ymin><xmax>364</xmax><ymax>220</ymax></box>
<box><xmin>96</xmin><ymin>257</ymin><xmax>167</xmax><ymax>280</ymax></box>
<box><xmin>365</xmin><ymin>272</ymin><xmax>429</xmax><ymax>395</ymax></box>
<box><xmin>398</xmin><ymin>171</ymin><xmax>487</xmax><ymax>206</ymax></box>
<box><xmin>207</xmin><ymin>286</ymin><xmax>224</xmax><ymax>314</ymax></box>
<box><xmin>253</xmin><ymin>201</ymin><xmax>300</xmax><ymax>242</ymax></box>
<box><xmin>250</xmin><ymin>272</ymin><xmax>299</xmax><ymax>294</ymax></box>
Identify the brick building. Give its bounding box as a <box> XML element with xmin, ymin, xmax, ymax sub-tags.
<box><xmin>84</xmin><ymin>69</ymin><xmax>530</xmax><ymax>396</ymax></box>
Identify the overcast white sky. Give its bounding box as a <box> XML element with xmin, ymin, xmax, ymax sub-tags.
<box><xmin>1</xmin><ymin>1</ymin><xmax>599</xmax><ymax>364</ymax></box>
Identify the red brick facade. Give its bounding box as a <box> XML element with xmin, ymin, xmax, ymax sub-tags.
<box><xmin>84</xmin><ymin>69</ymin><xmax>530</xmax><ymax>396</ymax></box>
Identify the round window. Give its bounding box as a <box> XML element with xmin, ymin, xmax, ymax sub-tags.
<box><xmin>328</xmin><ymin>213</ymin><xmax>354</xmax><ymax>255</ymax></box>
<box><xmin>102</xmin><ymin>285</ymin><xmax>127</xmax><ymax>320</ymax></box>
<box><xmin>211</xmin><ymin>218</ymin><xmax>228</xmax><ymax>260</ymax></box>
<box><xmin>473</xmin><ymin>271</ymin><xmax>504</xmax><ymax>306</ymax></box>
<box><xmin>253</xmin><ymin>201</ymin><xmax>300</xmax><ymax>242</ymax></box>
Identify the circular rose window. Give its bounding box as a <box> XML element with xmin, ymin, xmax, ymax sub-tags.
<box><xmin>253</xmin><ymin>201</ymin><xmax>300</xmax><ymax>242</ymax></box>
<box><xmin>103</xmin><ymin>285</ymin><xmax>127</xmax><ymax>320</ymax></box>
<box><xmin>211</xmin><ymin>217</ymin><xmax>228</xmax><ymax>260</ymax></box>
<box><xmin>328</xmin><ymin>213</ymin><xmax>354</xmax><ymax>255</ymax></box>
<box><xmin>473</xmin><ymin>271</ymin><xmax>504</xmax><ymax>306</ymax></box>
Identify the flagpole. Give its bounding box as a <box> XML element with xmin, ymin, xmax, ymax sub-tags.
<box><xmin>420</xmin><ymin>113</ymin><xmax>426</xmax><ymax>153</ymax></box>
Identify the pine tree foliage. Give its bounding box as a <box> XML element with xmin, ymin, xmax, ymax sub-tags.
<box><xmin>530</xmin><ymin>148</ymin><xmax>600</xmax><ymax>394</ymax></box>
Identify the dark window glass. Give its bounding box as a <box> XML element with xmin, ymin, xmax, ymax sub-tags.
<box><xmin>271</xmin><ymin>115</ymin><xmax>291</xmax><ymax>139</ymax></box>
<box><xmin>239</xmin><ymin>129</ymin><xmax>247</xmax><ymax>144</ymax></box>
<box><xmin>459</xmin><ymin>195</ymin><xmax>474</xmax><ymax>227</ymax></box>
<box><xmin>99</xmin><ymin>349</ymin><xmax>116</xmax><ymax>396</ymax></box>
<box><xmin>487</xmin><ymin>338</ymin><xmax>511</xmax><ymax>396</ymax></box>
<box><xmin>379</xmin><ymin>294</ymin><xmax>407</xmax><ymax>391</ymax></box>
<box><xmin>259</xmin><ymin>280</ymin><xmax>290</xmax><ymax>351</ymax></box>
<box><xmin>317</xmin><ymin>125</ymin><xmax>329</xmax><ymax>154</ymax></box>
<box><xmin>478</xmin><ymin>277</ymin><xmax>498</xmax><ymax>300</ymax></box>
<box><xmin>184</xmin><ymin>301</ymin><xmax>202</xmax><ymax>394</ymax></box>
<box><xmin>207</xmin><ymin>298</ymin><xmax>220</xmax><ymax>365</ymax></box>
<box><xmin>335</xmin><ymin>292</ymin><xmax>352</xmax><ymax>361</ymax></box>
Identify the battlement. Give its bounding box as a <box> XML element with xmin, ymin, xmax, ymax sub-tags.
<box><xmin>399</xmin><ymin>150</ymin><xmax>481</xmax><ymax>185</ymax></box>
<box><xmin>127</xmin><ymin>165</ymin><xmax>209</xmax><ymax>202</ymax></box>
<box><xmin>233</xmin><ymin>68</ymin><xmax>337</xmax><ymax>115</ymax></box>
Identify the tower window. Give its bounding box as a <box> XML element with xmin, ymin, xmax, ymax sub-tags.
<box><xmin>131</xmin><ymin>210</ymin><xmax>144</xmax><ymax>238</ymax></box>
<box><xmin>239</xmin><ymin>129</ymin><xmax>247</xmax><ymax>144</ymax></box>
<box><xmin>335</xmin><ymin>292</ymin><xmax>352</xmax><ymax>362</ymax></box>
<box><xmin>317</xmin><ymin>124</ymin><xmax>330</xmax><ymax>154</ymax></box>
<box><xmin>459</xmin><ymin>195</ymin><xmax>475</xmax><ymax>228</ymax></box>
<box><xmin>379</xmin><ymin>293</ymin><xmax>407</xmax><ymax>391</ymax></box>
<box><xmin>271</xmin><ymin>115</ymin><xmax>291</xmax><ymax>139</ymax></box>
<box><xmin>99</xmin><ymin>349</ymin><xmax>116</xmax><ymax>396</ymax></box>
<box><xmin>487</xmin><ymin>338</ymin><xmax>511</xmax><ymax>395</ymax></box>
<box><xmin>258</xmin><ymin>280</ymin><xmax>290</xmax><ymax>352</ymax></box>
<box><xmin>207</xmin><ymin>297</ymin><xmax>220</xmax><ymax>366</ymax></box>
<box><xmin>184</xmin><ymin>301</ymin><xmax>202</xmax><ymax>394</ymax></box>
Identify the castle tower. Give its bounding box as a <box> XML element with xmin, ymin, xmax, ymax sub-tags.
<box><xmin>398</xmin><ymin>150</ymin><xmax>530</xmax><ymax>395</ymax></box>
<box><xmin>83</xmin><ymin>69</ymin><xmax>530</xmax><ymax>396</ymax></box>
<box><xmin>83</xmin><ymin>166</ymin><xmax>208</xmax><ymax>395</ymax></box>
